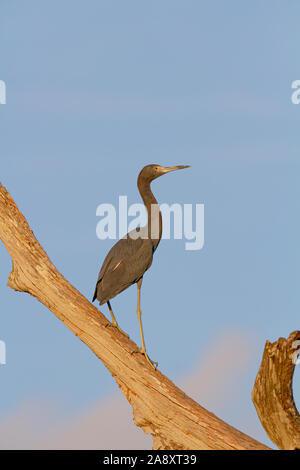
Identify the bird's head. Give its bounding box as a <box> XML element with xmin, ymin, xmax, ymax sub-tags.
<box><xmin>138</xmin><ymin>164</ymin><xmax>190</xmax><ymax>183</ymax></box>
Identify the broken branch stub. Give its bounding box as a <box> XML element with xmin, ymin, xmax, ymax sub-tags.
<box><xmin>252</xmin><ymin>331</ymin><xmax>300</xmax><ymax>450</ymax></box>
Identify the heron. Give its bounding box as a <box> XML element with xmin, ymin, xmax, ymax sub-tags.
<box><xmin>92</xmin><ymin>164</ymin><xmax>190</xmax><ymax>367</ymax></box>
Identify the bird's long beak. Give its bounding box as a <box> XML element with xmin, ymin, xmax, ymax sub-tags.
<box><xmin>160</xmin><ymin>165</ymin><xmax>190</xmax><ymax>174</ymax></box>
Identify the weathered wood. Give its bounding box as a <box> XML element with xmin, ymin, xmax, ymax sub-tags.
<box><xmin>252</xmin><ymin>331</ymin><xmax>300</xmax><ymax>450</ymax></box>
<box><xmin>0</xmin><ymin>182</ymin><xmax>268</xmax><ymax>450</ymax></box>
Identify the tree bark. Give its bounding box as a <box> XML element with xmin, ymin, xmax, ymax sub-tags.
<box><xmin>0</xmin><ymin>182</ymin><xmax>268</xmax><ymax>450</ymax></box>
<box><xmin>252</xmin><ymin>331</ymin><xmax>300</xmax><ymax>450</ymax></box>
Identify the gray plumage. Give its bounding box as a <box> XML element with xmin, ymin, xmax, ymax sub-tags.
<box><xmin>93</xmin><ymin>228</ymin><xmax>154</xmax><ymax>305</ymax></box>
<box><xmin>92</xmin><ymin>164</ymin><xmax>189</xmax><ymax>367</ymax></box>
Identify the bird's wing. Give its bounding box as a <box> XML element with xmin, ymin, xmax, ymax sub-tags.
<box><xmin>97</xmin><ymin>234</ymin><xmax>145</xmax><ymax>282</ymax></box>
<box><xmin>93</xmin><ymin>235</ymin><xmax>154</xmax><ymax>304</ymax></box>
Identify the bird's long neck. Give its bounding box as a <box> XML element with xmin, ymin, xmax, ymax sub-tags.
<box><xmin>137</xmin><ymin>176</ymin><xmax>162</xmax><ymax>251</ymax></box>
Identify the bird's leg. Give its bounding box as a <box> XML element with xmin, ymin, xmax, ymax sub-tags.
<box><xmin>135</xmin><ymin>278</ymin><xmax>158</xmax><ymax>369</ymax></box>
<box><xmin>107</xmin><ymin>300</ymin><xmax>118</xmax><ymax>327</ymax></box>
<box><xmin>106</xmin><ymin>301</ymin><xmax>129</xmax><ymax>338</ymax></box>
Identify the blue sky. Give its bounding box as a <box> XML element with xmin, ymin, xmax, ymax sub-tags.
<box><xmin>0</xmin><ymin>0</ymin><xmax>299</xmax><ymax>448</ymax></box>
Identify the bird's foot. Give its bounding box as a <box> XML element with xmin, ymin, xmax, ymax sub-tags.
<box><xmin>105</xmin><ymin>322</ymin><xmax>129</xmax><ymax>338</ymax></box>
<box><xmin>132</xmin><ymin>347</ymin><xmax>158</xmax><ymax>369</ymax></box>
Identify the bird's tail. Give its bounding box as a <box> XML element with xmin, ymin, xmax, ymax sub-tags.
<box><xmin>92</xmin><ymin>284</ymin><xmax>98</xmax><ymax>302</ymax></box>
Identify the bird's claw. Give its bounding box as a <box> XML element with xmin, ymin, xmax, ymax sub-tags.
<box><xmin>105</xmin><ymin>322</ymin><xmax>129</xmax><ymax>338</ymax></box>
<box><xmin>132</xmin><ymin>347</ymin><xmax>158</xmax><ymax>369</ymax></box>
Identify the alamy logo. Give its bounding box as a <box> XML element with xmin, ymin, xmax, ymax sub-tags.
<box><xmin>0</xmin><ymin>80</ymin><xmax>6</xmax><ymax>104</ymax></box>
<box><xmin>0</xmin><ymin>340</ymin><xmax>6</xmax><ymax>365</ymax></box>
<box><xmin>291</xmin><ymin>80</ymin><xmax>300</xmax><ymax>104</ymax></box>
<box><xmin>96</xmin><ymin>196</ymin><xmax>204</xmax><ymax>251</ymax></box>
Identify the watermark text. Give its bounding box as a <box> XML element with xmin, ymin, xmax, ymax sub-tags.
<box><xmin>96</xmin><ymin>196</ymin><xmax>204</xmax><ymax>251</ymax></box>
<box><xmin>0</xmin><ymin>340</ymin><xmax>6</xmax><ymax>365</ymax></box>
<box><xmin>291</xmin><ymin>80</ymin><xmax>300</xmax><ymax>104</ymax></box>
<box><xmin>0</xmin><ymin>80</ymin><xmax>6</xmax><ymax>104</ymax></box>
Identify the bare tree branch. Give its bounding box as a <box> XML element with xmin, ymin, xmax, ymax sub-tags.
<box><xmin>0</xmin><ymin>182</ymin><xmax>269</xmax><ymax>450</ymax></box>
<box><xmin>252</xmin><ymin>331</ymin><xmax>300</xmax><ymax>450</ymax></box>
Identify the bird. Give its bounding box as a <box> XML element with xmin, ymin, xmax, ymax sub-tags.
<box><xmin>92</xmin><ymin>164</ymin><xmax>190</xmax><ymax>367</ymax></box>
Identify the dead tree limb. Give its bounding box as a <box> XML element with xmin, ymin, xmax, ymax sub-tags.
<box><xmin>0</xmin><ymin>182</ymin><xmax>268</xmax><ymax>450</ymax></box>
<box><xmin>252</xmin><ymin>331</ymin><xmax>300</xmax><ymax>450</ymax></box>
